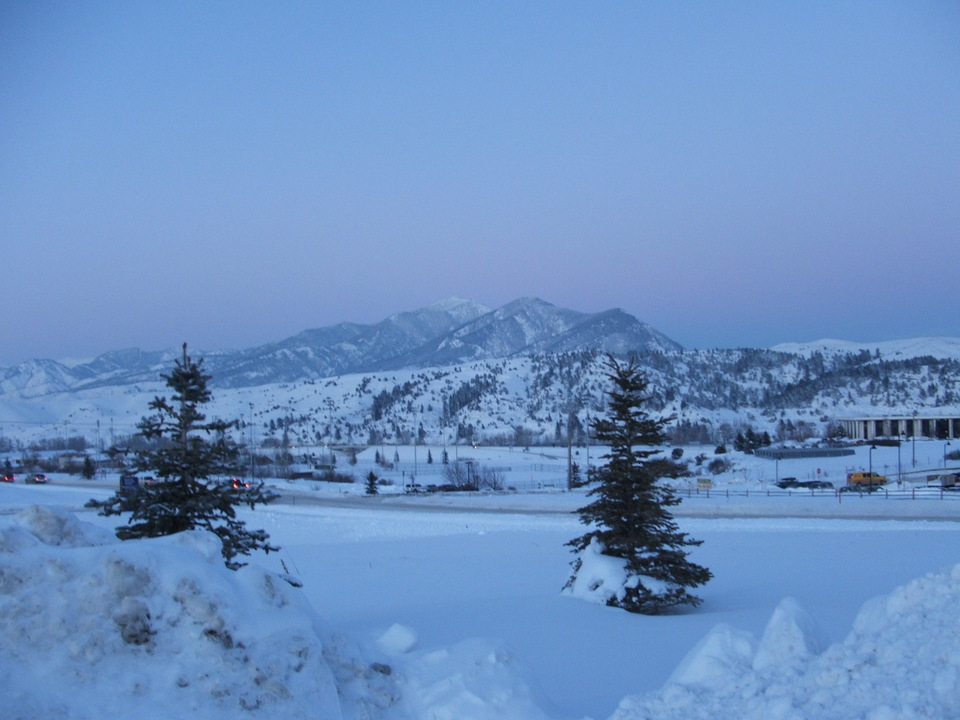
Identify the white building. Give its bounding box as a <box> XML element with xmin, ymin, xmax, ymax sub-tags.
<box><xmin>839</xmin><ymin>415</ymin><xmax>960</xmax><ymax>441</ymax></box>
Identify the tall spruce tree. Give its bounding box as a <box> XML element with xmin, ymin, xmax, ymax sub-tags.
<box><xmin>566</xmin><ymin>355</ymin><xmax>712</xmax><ymax>614</ymax></box>
<box><xmin>87</xmin><ymin>344</ymin><xmax>278</xmax><ymax>569</ymax></box>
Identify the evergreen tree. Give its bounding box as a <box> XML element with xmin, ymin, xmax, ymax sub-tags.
<box><xmin>566</xmin><ymin>356</ymin><xmax>712</xmax><ymax>614</ymax></box>
<box><xmin>569</xmin><ymin>461</ymin><xmax>583</xmax><ymax>488</ymax></box>
<box><xmin>82</xmin><ymin>455</ymin><xmax>96</xmax><ymax>480</ymax></box>
<box><xmin>87</xmin><ymin>344</ymin><xmax>278</xmax><ymax>570</ymax></box>
<box><xmin>365</xmin><ymin>471</ymin><xmax>379</xmax><ymax>495</ymax></box>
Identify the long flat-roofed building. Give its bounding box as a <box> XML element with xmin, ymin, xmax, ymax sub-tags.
<box><xmin>839</xmin><ymin>415</ymin><xmax>960</xmax><ymax>441</ymax></box>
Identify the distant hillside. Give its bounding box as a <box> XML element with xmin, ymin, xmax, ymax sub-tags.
<box><xmin>772</xmin><ymin>337</ymin><xmax>960</xmax><ymax>361</ymax></box>
<box><xmin>1</xmin><ymin>299</ymin><xmax>959</xmax><ymax>451</ymax></box>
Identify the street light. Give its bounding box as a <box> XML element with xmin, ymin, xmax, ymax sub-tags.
<box><xmin>898</xmin><ymin>433</ymin><xmax>904</xmax><ymax>485</ymax></box>
<box><xmin>869</xmin><ymin>444</ymin><xmax>877</xmax><ymax>476</ymax></box>
<box><xmin>248</xmin><ymin>402</ymin><xmax>255</xmax><ymax>481</ymax></box>
<box><xmin>912</xmin><ymin>412</ymin><xmax>917</xmax><ymax>467</ymax></box>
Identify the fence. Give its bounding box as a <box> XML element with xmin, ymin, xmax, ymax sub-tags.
<box><xmin>679</xmin><ymin>485</ymin><xmax>960</xmax><ymax>503</ymax></box>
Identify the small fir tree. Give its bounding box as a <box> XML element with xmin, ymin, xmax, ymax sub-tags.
<box><xmin>87</xmin><ymin>344</ymin><xmax>278</xmax><ymax>569</ymax></box>
<box><xmin>365</xmin><ymin>471</ymin><xmax>379</xmax><ymax>495</ymax></box>
<box><xmin>569</xmin><ymin>461</ymin><xmax>583</xmax><ymax>488</ymax></box>
<box><xmin>566</xmin><ymin>355</ymin><xmax>712</xmax><ymax>614</ymax></box>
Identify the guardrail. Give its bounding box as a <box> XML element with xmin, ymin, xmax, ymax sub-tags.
<box><xmin>679</xmin><ymin>485</ymin><xmax>960</xmax><ymax>502</ymax></box>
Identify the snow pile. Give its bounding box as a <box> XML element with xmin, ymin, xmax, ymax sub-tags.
<box><xmin>378</xmin><ymin>633</ymin><xmax>551</xmax><ymax>720</ymax></box>
<box><xmin>563</xmin><ymin>537</ymin><xmax>634</xmax><ymax>606</ymax></box>
<box><xmin>0</xmin><ymin>505</ymin><xmax>351</xmax><ymax>719</ymax></box>
<box><xmin>563</xmin><ymin>537</ymin><xmax>675</xmax><ymax>608</ymax></box>
<box><xmin>611</xmin><ymin>566</ymin><xmax>960</xmax><ymax>720</ymax></box>
<box><xmin>0</xmin><ymin>505</ymin><xmax>551</xmax><ymax>720</ymax></box>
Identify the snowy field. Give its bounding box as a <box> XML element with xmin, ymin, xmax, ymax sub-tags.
<box><xmin>2</xmin><ymin>440</ymin><xmax>960</xmax><ymax>719</ymax></box>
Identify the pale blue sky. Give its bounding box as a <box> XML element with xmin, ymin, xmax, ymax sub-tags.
<box><xmin>2</xmin><ymin>1</ymin><xmax>958</xmax><ymax>365</ymax></box>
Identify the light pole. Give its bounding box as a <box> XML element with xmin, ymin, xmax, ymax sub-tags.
<box><xmin>248</xmin><ymin>403</ymin><xmax>255</xmax><ymax>481</ymax></box>
<box><xmin>898</xmin><ymin>433</ymin><xmax>903</xmax><ymax>485</ymax></box>
<box><xmin>869</xmin><ymin>444</ymin><xmax>877</xmax><ymax>476</ymax></box>
<box><xmin>912</xmin><ymin>412</ymin><xmax>917</xmax><ymax>467</ymax></box>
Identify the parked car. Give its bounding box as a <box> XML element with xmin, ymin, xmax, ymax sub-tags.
<box><xmin>26</xmin><ymin>474</ymin><xmax>49</xmax><ymax>484</ymax></box>
<box><xmin>847</xmin><ymin>471</ymin><xmax>887</xmax><ymax>487</ymax></box>
<box><xmin>777</xmin><ymin>477</ymin><xmax>834</xmax><ymax>490</ymax></box>
<box><xmin>1</xmin><ymin>473</ymin><xmax>15</xmax><ymax>483</ymax></box>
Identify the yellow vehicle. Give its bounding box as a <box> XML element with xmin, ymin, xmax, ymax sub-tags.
<box><xmin>847</xmin><ymin>471</ymin><xmax>887</xmax><ymax>487</ymax></box>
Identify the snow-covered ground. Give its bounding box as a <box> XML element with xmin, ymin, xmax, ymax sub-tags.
<box><xmin>2</xmin><ymin>440</ymin><xmax>960</xmax><ymax>719</ymax></box>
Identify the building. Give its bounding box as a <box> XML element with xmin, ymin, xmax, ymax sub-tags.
<box><xmin>839</xmin><ymin>415</ymin><xmax>960</xmax><ymax>441</ymax></box>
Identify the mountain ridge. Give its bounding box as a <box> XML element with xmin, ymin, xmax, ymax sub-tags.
<box><xmin>2</xmin><ymin>299</ymin><xmax>959</xmax><ymax>449</ymax></box>
<box><xmin>0</xmin><ymin>297</ymin><xmax>680</xmax><ymax>397</ymax></box>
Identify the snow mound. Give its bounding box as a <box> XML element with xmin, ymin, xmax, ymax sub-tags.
<box><xmin>0</xmin><ymin>506</ymin><xmax>554</xmax><ymax>720</ymax></box>
<box><xmin>611</xmin><ymin>567</ymin><xmax>960</xmax><ymax>720</ymax></box>
<box><xmin>563</xmin><ymin>537</ymin><xmax>634</xmax><ymax>606</ymax></box>
<box><xmin>563</xmin><ymin>537</ymin><xmax>680</xmax><ymax>608</ymax></box>
<box><xmin>377</xmin><ymin>622</ymin><xmax>418</xmax><ymax>654</ymax></box>
<box><xmin>0</xmin><ymin>506</ymin><xmax>360</xmax><ymax>719</ymax></box>
<box><xmin>398</xmin><ymin>638</ymin><xmax>551</xmax><ymax>720</ymax></box>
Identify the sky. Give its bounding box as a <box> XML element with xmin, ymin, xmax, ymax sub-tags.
<box><xmin>2</xmin><ymin>1</ymin><xmax>958</xmax><ymax>366</ymax></box>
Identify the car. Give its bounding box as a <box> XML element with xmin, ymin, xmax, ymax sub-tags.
<box><xmin>26</xmin><ymin>474</ymin><xmax>49</xmax><ymax>484</ymax></box>
<box><xmin>231</xmin><ymin>478</ymin><xmax>251</xmax><ymax>490</ymax></box>
<box><xmin>847</xmin><ymin>471</ymin><xmax>887</xmax><ymax>487</ymax></box>
<box><xmin>777</xmin><ymin>478</ymin><xmax>834</xmax><ymax>490</ymax></box>
<box><xmin>1</xmin><ymin>473</ymin><xmax>15</xmax><ymax>483</ymax></box>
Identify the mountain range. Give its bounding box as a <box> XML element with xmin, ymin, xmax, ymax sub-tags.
<box><xmin>2</xmin><ymin>298</ymin><xmax>959</xmax><ymax>450</ymax></box>
<box><xmin>0</xmin><ymin>298</ymin><xmax>681</xmax><ymax>397</ymax></box>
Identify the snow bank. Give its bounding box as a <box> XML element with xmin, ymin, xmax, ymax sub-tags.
<box><xmin>385</xmin><ymin>638</ymin><xmax>551</xmax><ymax>720</ymax></box>
<box><xmin>0</xmin><ymin>505</ymin><xmax>553</xmax><ymax>720</ymax></box>
<box><xmin>611</xmin><ymin>566</ymin><xmax>960</xmax><ymax>720</ymax></box>
<box><xmin>0</xmin><ymin>505</ymin><xmax>351</xmax><ymax>719</ymax></box>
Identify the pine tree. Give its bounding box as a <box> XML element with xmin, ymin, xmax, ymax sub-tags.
<box><xmin>87</xmin><ymin>344</ymin><xmax>278</xmax><ymax>570</ymax></box>
<box><xmin>365</xmin><ymin>471</ymin><xmax>379</xmax><ymax>495</ymax></box>
<box><xmin>566</xmin><ymin>355</ymin><xmax>712</xmax><ymax>614</ymax></box>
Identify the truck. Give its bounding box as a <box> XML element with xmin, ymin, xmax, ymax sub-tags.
<box><xmin>846</xmin><ymin>471</ymin><xmax>887</xmax><ymax>488</ymax></box>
